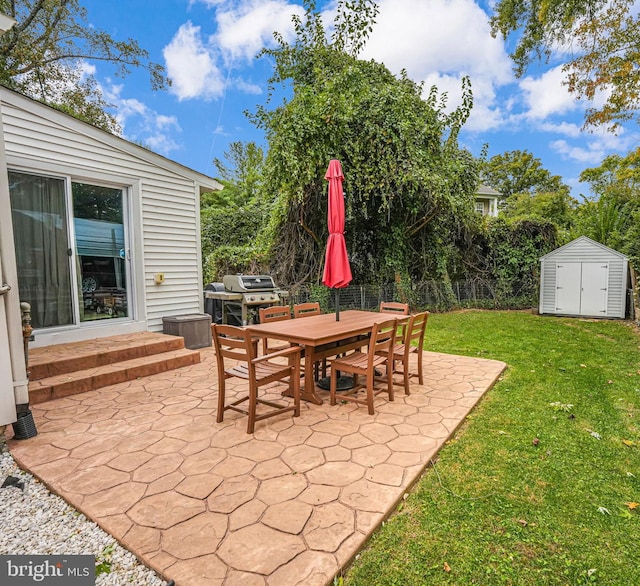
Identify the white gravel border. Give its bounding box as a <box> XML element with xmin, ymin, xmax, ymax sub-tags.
<box><xmin>0</xmin><ymin>451</ymin><xmax>168</xmax><ymax>585</ymax></box>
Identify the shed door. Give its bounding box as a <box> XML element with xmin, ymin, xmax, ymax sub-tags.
<box><xmin>580</xmin><ymin>262</ymin><xmax>608</xmax><ymax>317</ymax></box>
<box><xmin>555</xmin><ymin>263</ymin><xmax>581</xmax><ymax>314</ymax></box>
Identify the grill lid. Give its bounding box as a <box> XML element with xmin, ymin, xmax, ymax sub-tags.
<box><xmin>223</xmin><ymin>274</ymin><xmax>277</xmax><ymax>292</ymax></box>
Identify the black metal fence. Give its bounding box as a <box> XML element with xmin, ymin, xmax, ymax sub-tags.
<box><xmin>285</xmin><ymin>278</ymin><xmax>539</xmax><ymax>313</ymax></box>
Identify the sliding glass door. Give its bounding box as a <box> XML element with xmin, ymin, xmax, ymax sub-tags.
<box><xmin>72</xmin><ymin>182</ymin><xmax>128</xmax><ymax>322</ymax></box>
<box><xmin>9</xmin><ymin>172</ymin><xmax>74</xmax><ymax>329</ymax></box>
<box><xmin>9</xmin><ymin>171</ymin><xmax>129</xmax><ymax>330</ymax></box>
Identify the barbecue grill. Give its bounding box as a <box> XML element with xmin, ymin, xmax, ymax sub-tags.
<box><xmin>204</xmin><ymin>275</ymin><xmax>288</xmax><ymax>326</ymax></box>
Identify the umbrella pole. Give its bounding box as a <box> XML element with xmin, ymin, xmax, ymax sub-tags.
<box><xmin>335</xmin><ymin>289</ymin><xmax>340</xmax><ymax>321</ymax></box>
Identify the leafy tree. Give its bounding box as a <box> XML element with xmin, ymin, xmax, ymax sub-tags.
<box><xmin>249</xmin><ymin>0</ymin><xmax>479</xmax><ymax>287</ymax></box>
<box><xmin>0</xmin><ymin>0</ymin><xmax>167</xmax><ymax>132</ymax></box>
<box><xmin>576</xmin><ymin>149</ymin><xmax>640</xmax><ymax>265</ymax></box>
<box><xmin>463</xmin><ymin>217</ymin><xmax>557</xmax><ymax>305</ymax></box>
<box><xmin>481</xmin><ymin>150</ymin><xmax>568</xmax><ymax>200</ymax></box>
<box><xmin>503</xmin><ymin>191</ymin><xmax>578</xmax><ymax>230</ymax></box>
<box><xmin>204</xmin><ymin>142</ymin><xmax>266</xmax><ymax>209</ymax></box>
<box><xmin>579</xmin><ymin>148</ymin><xmax>640</xmax><ymax>204</ymax></box>
<box><xmin>201</xmin><ymin>142</ymin><xmax>270</xmax><ymax>283</ymax></box>
<box><xmin>490</xmin><ymin>0</ymin><xmax>640</xmax><ymax>129</ymax></box>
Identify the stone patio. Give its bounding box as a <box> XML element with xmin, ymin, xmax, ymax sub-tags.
<box><xmin>8</xmin><ymin>346</ymin><xmax>506</xmax><ymax>586</ymax></box>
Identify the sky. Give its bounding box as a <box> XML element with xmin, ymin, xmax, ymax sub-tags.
<box><xmin>80</xmin><ymin>0</ymin><xmax>640</xmax><ymax>199</ymax></box>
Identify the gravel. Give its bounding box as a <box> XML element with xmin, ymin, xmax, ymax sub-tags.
<box><xmin>0</xmin><ymin>451</ymin><xmax>168</xmax><ymax>585</ymax></box>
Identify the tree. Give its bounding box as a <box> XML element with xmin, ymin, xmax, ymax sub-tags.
<box><xmin>490</xmin><ymin>0</ymin><xmax>640</xmax><ymax>130</ymax></box>
<box><xmin>0</xmin><ymin>0</ymin><xmax>168</xmax><ymax>132</ymax></box>
<box><xmin>206</xmin><ymin>142</ymin><xmax>266</xmax><ymax>209</ymax></box>
<box><xmin>503</xmin><ymin>191</ymin><xmax>578</xmax><ymax>230</ymax></box>
<box><xmin>576</xmin><ymin>149</ymin><xmax>640</xmax><ymax>264</ymax></box>
<box><xmin>201</xmin><ymin>141</ymin><xmax>270</xmax><ymax>282</ymax></box>
<box><xmin>579</xmin><ymin>148</ymin><xmax>640</xmax><ymax>204</ymax></box>
<box><xmin>481</xmin><ymin>150</ymin><xmax>568</xmax><ymax>200</ymax></box>
<box><xmin>249</xmin><ymin>0</ymin><xmax>478</xmax><ymax>286</ymax></box>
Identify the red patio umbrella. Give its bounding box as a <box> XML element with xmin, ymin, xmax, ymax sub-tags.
<box><xmin>322</xmin><ymin>159</ymin><xmax>352</xmax><ymax>321</ymax></box>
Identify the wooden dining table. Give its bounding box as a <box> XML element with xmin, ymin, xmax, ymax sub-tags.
<box><xmin>245</xmin><ymin>310</ymin><xmax>399</xmax><ymax>405</ymax></box>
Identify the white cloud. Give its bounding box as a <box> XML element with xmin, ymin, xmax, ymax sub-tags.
<box><xmin>549</xmin><ymin>126</ymin><xmax>636</xmax><ymax>165</ymax></box>
<box><xmin>213</xmin><ymin>0</ymin><xmax>304</xmax><ymax>62</ymax></box>
<box><xmin>163</xmin><ymin>2</ymin><xmax>302</xmax><ymax>101</ymax></box>
<box><xmin>363</xmin><ymin>0</ymin><xmax>511</xmax><ymax>83</ymax></box>
<box><xmin>420</xmin><ymin>72</ymin><xmax>506</xmax><ymax>131</ymax></box>
<box><xmin>360</xmin><ymin>0</ymin><xmax>513</xmax><ymax>131</ymax></box>
<box><xmin>234</xmin><ymin>78</ymin><xmax>263</xmax><ymax>94</ymax></box>
<box><xmin>519</xmin><ymin>66</ymin><xmax>578</xmax><ymax>119</ymax></box>
<box><xmin>539</xmin><ymin>121</ymin><xmax>583</xmax><ymax>138</ymax></box>
<box><xmin>550</xmin><ymin>139</ymin><xmax>605</xmax><ymax>165</ymax></box>
<box><xmin>104</xmin><ymin>85</ymin><xmax>183</xmax><ymax>156</ymax></box>
<box><xmin>163</xmin><ymin>21</ymin><xmax>225</xmax><ymax>101</ymax></box>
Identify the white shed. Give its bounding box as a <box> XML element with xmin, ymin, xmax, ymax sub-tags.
<box><xmin>539</xmin><ymin>236</ymin><xmax>629</xmax><ymax>318</ymax></box>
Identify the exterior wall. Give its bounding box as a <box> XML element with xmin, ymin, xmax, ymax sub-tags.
<box><xmin>1</xmin><ymin>89</ymin><xmax>214</xmax><ymax>345</ymax></box>
<box><xmin>540</xmin><ymin>237</ymin><xmax>628</xmax><ymax>318</ymax></box>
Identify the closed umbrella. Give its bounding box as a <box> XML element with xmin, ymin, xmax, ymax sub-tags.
<box><xmin>322</xmin><ymin>159</ymin><xmax>352</xmax><ymax>321</ymax></box>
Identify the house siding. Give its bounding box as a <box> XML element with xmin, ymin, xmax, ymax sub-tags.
<box><xmin>540</xmin><ymin>237</ymin><xmax>628</xmax><ymax>318</ymax></box>
<box><xmin>2</xmin><ymin>91</ymin><xmax>210</xmax><ymax>337</ymax></box>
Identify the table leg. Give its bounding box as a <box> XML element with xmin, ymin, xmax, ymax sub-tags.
<box><xmin>281</xmin><ymin>345</ymin><xmax>323</xmax><ymax>405</ymax></box>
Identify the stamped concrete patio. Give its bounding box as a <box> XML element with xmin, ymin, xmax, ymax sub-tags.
<box><xmin>9</xmin><ymin>346</ymin><xmax>506</xmax><ymax>586</ymax></box>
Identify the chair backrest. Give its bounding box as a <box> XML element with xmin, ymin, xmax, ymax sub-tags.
<box><xmin>258</xmin><ymin>305</ymin><xmax>291</xmax><ymax>354</ymax></box>
<box><xmin>212</xmin><ymin>323</ymin><xmax>255</xmax><ymax>375</ymax></box>
<box><xmin>259</xmin><ymin>305</ymin><xmax>291</xmax><ymax>324</ymax></box>
<box><xmin>293</xmin><ymin>302</ymin><xmax>321</xmax><ymax>318</ymax></box>
<box><xmin>380</xmin><ymin>301</ymin><xmax>410</xmax><ymax>315</ymax></box>
<box><xmin>368</xmin><ymin>318</ymin><xmax>397</xmax><ymax>368</ymax></box>
<box><xmin>405</xmin><ymin>311</ymin><xmax>429</xmax><ymax>352</ymax></box>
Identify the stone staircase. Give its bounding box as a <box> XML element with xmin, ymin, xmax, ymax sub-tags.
<box><xmin>27</xmin><ymin>332</ymin><xmax>202</xmax><ymax>404</ymax></box>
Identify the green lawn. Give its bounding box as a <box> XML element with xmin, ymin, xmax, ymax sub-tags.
<box><xmin>344</xmin><ymin>310</ymin><xmax>640</xmax><ymax>586</ymax></box>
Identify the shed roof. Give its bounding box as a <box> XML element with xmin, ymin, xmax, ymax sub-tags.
<box><xmin>0</xmin><ymin>85</ymin><xmax>222</xmax><ymax>193</ymax></box>
<box><xmin>540</xmin><ymin>235</ymin><xmax>628</xmax><ymax>261</ymax></box>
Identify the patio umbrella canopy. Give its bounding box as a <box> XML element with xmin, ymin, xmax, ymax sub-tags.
<box><xmin>322</xmin><ymin>159</ymin><xmax>352</xmax><ymax>321</ymax></box>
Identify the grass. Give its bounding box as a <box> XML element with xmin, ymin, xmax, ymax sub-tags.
<box><xmin>344</xmin><ymin>310</ymin><xmax>640</xmax><ymax>586</ymax></box>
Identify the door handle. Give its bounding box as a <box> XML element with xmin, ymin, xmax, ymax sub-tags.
<box><xmin>0</xmin><ymin>283</ymin><xmax>11</xmax><ymax>295</ymax></box>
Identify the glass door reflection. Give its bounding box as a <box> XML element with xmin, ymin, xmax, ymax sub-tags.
<box><xmin>72</xmin><ymin>183</ymin><xmax>128</xmax><ymax>321</ymax></box>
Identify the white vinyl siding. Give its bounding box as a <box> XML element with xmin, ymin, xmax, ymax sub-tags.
<box><xmin>539</xmin><ymin>236</ymin><xmax>628</xmax><ymax>319</ymax></box>
<box><xmin>2</xmin><ymin>89</ymin><xmax>217</xmax><ymax>339</ymax></box>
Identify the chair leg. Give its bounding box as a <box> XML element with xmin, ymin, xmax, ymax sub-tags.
<box><xmin>386</xmin><ymin>361</ymin><xmax>394</xmax><ymax>401</ymax></box>
<box><xmin>247</xmin><ymin>383</ymin><xmax>257</xmax><ymax>434</ymax></box>
<box><xmin>417</xmin><ymin>351</ymin><xmax>424</xmax><ymax>385</ymax></box>
<box><xmin>365</xmin><ymin>372</ymin><xmax>375</xmax><ymax>415</ymax></box>
<box><xmin>216</xmin><ymin>377</ymin><xmax>226</xmax><ymax>423</ymax></box>
<box><xmin>291</xmin><ymin>355</ymin><xmax>301</xmax><ymax>417</ymax></box>
<box><xmin>403</xmin><ymin>360</ymin><xmax>411</xmax><ymax>395</ymax></box>
<box><xmin>330</xmin><ymin>368</ymin><xmax>338</xmax><ymax>406</ymax></box>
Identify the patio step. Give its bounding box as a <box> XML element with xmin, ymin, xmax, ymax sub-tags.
<box><xmin>27</xmin><ymin>332</ymin><xmax>201</xmax><ymax>404</ymax></box>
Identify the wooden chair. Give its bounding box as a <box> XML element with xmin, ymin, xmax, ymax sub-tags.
<box><xmin>328</xmin><ymin>318</ymin><xmax>397</xmax><ymax>415</ymax></box>
<box><xmin>293</xmin><ymin>302</ymin><xmax>321</xmax><ymax>318</ymax></box>
<box><xmin>380</xmin><ymin>301</ymin><xmax>410</xmax><ymax>315</ymax></box>
<box><xmin>377</xmin><ymin>311</ymin><xmax>429</xmax><ymax>395</ymax></box>
<box><xmin>212</xmin><ymin>323</ymin><xmax>301</xmax><ymax>434</ymax></box>
<box><xmin>258</xmin><ymin>305</ymin><xmax>291</xmax><ymax>355</ymax></box>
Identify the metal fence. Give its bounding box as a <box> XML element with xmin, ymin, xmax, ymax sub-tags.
<box><xmin>285</xmin><ymin>278</ymin><xmax>539</xmax><ymax>313</ymax></box>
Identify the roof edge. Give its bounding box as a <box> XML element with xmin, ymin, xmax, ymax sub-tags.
<box><xmin>540</xmin><ymin>235</ymin><xmax>629</xmax><ymax>261</ymax></box>
<box><xmin>0</xmin><ymin>85</ymin><xmax>222</xmax><ymax>191</ymax></box>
